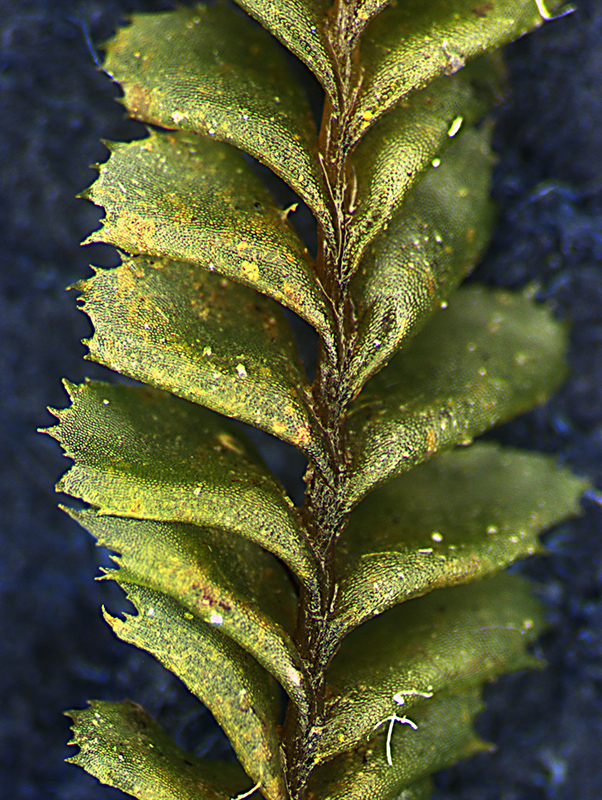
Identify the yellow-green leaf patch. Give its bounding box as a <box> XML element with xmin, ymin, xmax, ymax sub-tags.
<box><xmin>318</xmin><ymin>573</ymin><xmax>544</xmax><ymax>765</ymax></box>
<box><xmin>106</xmin><ymin>585</ymin><xmax>287</xmax><ymax>800</ymax></box>
<box><xmin>104</xmin><ymin>3</ymin><xmax>334</xmax><ymax>243</ymax></box>
<box><xmin>348</xmin><ymin>126</ymin><xmax>496</xmax><ymax>396</ymax></box>
<box><xmin>82</xmin><ymin>130</ymin><xmax>334</xmax><ymax>352</ymax></box>
<box><xmin>345</xmin><ymin>59</ymin><xmax>501</xmax><ymax>276</ymax></box>
<box><xmin>47</xmin><ymin>381</ymin><xmax>318</xmax><ymax>591</ymax></box>
<box><xmin>67</xmin><ymin>700</ymin><xmax>251</xmax><ymax>800</ymax></box>
<box><xmin>347</xmin><ymin>286</ymin><xmax>569</xmax><ymax>505</ymax></box>
<box><xmin>71</xmin><ymin>509</ymin><xmax>307</xmax><ymax>711</ymax></box>
<box><xmin>309</xmin><ymin>688</ymin><xmax>487</xmax><ymax>800</ymax></box>
<box><xmin>332</xmin><ymin>443</ymin><xmax>585</xmax><ymax>641</ymax></box>
<box><xmin>353</xmin><ymin>0</ymin><xmax>564</xmax><ymax>143</ymax></box>
<box><xmin>77</xmin><ymin>256</ymin><xmax>329</xmax><ymax>468</ymax></box>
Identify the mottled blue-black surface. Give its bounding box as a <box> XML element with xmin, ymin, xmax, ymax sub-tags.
<box><xmin>0</xmin><ymin>1</ymin><xmax>601</xmax><ymax>799</ymax></box>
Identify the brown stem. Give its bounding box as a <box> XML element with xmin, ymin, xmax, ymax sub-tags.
<box><xmin>282</xmin><ymin>4</ymin><xmax>363</xmax><ymax>798</ymax></box>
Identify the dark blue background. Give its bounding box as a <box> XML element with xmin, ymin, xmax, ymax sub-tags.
<box><xmin>1</xmin><ymin>1</ymin><xmax>601</xmax><ymax>798</ymax></box>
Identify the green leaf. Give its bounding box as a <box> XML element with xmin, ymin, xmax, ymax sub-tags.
<box><xmin>308</xmin><ymin>688</ymin><xmax>487</xmax><ymax>800</ymax></box>
<box><xmin>347</xmin><ymin>286</ymin><xmax>569</xmax><ymax>505</ymax></box>
<box><xmin>46</xmin><ymin>381</ymin><xmax>319</xmax><ymax>591</ymax></box>
<box><xmin>352</xmin><ymin>0</ymin><xmax>565</xmax><ymax>143</ymax></box>
<box><xmin>77</xmin><ymin>255</ymin><xmax>329</xmax><ymax>468</ymax></box>
<box><xmin>67</xmin><ymin>700</ymin><xmax>250</xmax><ymax>800</ymax></box>
<box><xmin>82</xmin><ymin>129</ymin><xmax>334</xmax><ymax>353</ymax></box>
<box><xmin>104</xmin><ymin>3</ymin><xmax>335</xmax><ymax>244</ymax></box>
<box><xmin>332</xmin><ymin>443</ymin><xmax>586</xmax><ymax>642</ymax></box>
<box><xmin>345</xmin><ymin>59</ymin><xmax>501</xmax><ymax>277</ymax></box>
<box><xmin>232</xmin><ymin>0</ymin><xmax>337</xmax><ymax>102</ymax></box>
<box><xmin>106</xmin><ymin>585</ymin><xmax>287</xmax><ymax>800</ymax></box>
<box><xmin>71</xmin><ymin>509</ymin><xmax>308</xmax><ymax>712</ymax></box>
<box><xmin>318</xmin><ymin>573</ymin><xmax>544</xmax><ymax>765</ymax></box>
<box><xmin>348</xmin><ymin>125</ymin><xmax>496</xmax><ymax>396</ymax></box>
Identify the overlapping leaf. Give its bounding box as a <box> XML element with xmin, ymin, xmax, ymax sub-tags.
<box><xmin>308</xmin><ymin>688</ymin><xmax>487</xmax><ymax>800</ymax></box>
<box><xmin>232</xmin><ymin>0</ymin><xmax>336</xmax><ymax>102</ymax></box>
<box><xmin>82</xmin><ymin>129</ymin><xmax>334</xmax><ymax>353</ymax></box>
<box><xmin>46</xmin><ymin>381</ymin><xmax>318</xmax><ymax>591</ymax></box>
<box><xmin>106</xmin><ymin>585</ymin><xmax>287</xmax><ymax>800</ymax></box>
<box><xmin>352</xmin><ymin>0</ymin><xmax>565</xmax><ymax>144</ymax></box>
<box><xmin>347</xmin><ymin>286</ymin><xmax>569</xmax><ymax>505</ymax></box>
<box><xmin>345</xmin><ymin>59</ymin><xmax>501</xmax><ymax>276</ymax></box>
<box><xmin>104</xmin><ymin>3</ymin><xmax>335</xmax><ymax>243</ymax></box>
<box><xmin>348</xmin><ymin>126</ymin><xmax>496</xmax><ymax>396</ymax></box>
<box><xmin>72</xmin><ymin>509</ymin><xmax>307</xmax><ymax>710</ymax></box>
<box><xmin>331</xmin><ymin>443</ymin><xmax>585</xmax><ymax>642</ymax></box>
<box><xmin>68</xmin><ymin>700</ymin><xmax>251</xmax><ymax>800</ymax></box>
<box><xmin>318</xmin><ymin>573</ymin><xmax>543</xmax><ymax>764</ymax></box>
<box><xmin>77</xmin><ymin>254</ymin><xmax>329</xmax><ymax>469</ymax></box>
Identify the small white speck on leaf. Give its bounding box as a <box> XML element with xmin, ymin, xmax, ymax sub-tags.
<box><xmin>447</xmin><ymin>116</ymin><xmax>463</xmax><ymax>137</ymax></box>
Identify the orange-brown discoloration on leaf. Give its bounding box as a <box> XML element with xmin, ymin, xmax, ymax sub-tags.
<box><xmin>118</xmin><ymin>212</ymin><xmax>157</xmax><ymax>254</ymax></box>
<box><xmin>292</xmin><ymin>424</ymin><xmax>311</xmax><ymax>450</ymax></box>
<box><xmin>123</xmin><ymin>84</ymin><xmax>164</xmax><ymax>127</ymax></box>
<box><xmin>473</xmin><ymin>2</ymin><xmax>494</xmax><ymax>18</ymax></box>
<box><xmin>426</xmin><ymin>428</ymin><xmax>437</xmax><ymax>455</ymax></box>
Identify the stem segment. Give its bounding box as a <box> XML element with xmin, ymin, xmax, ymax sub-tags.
<box><xmin>283</xmin><ymin>4</ymin><xmax>365</xmax><ymax>797</ymax></box>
